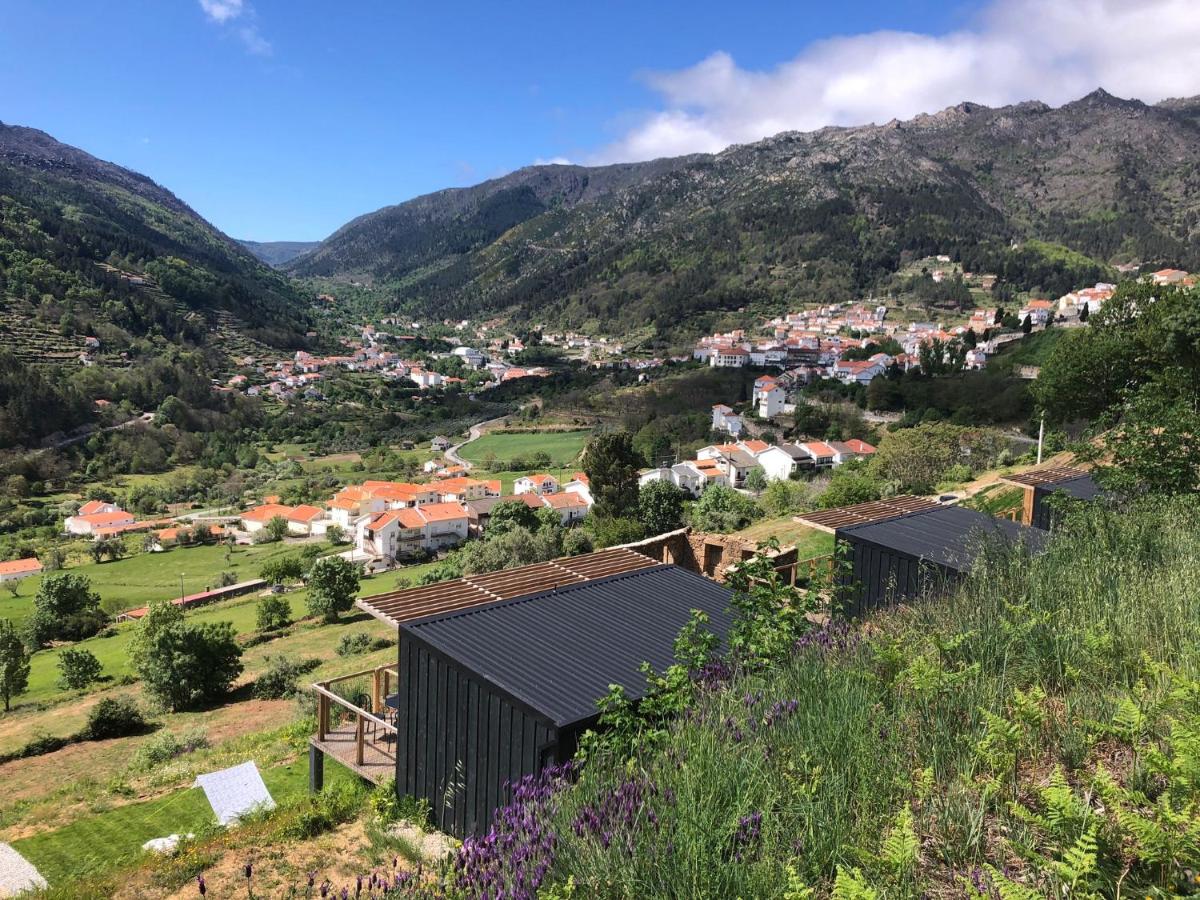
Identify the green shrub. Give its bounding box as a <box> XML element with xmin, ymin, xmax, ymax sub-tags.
<box><xmin>84</xmin><ymin>697</ymin><xmax>148</xmax><ymax>740</ymax></box>
<box><xmin>335</xmin><ymin>632</ymin><xmax>372</xmax><ymax>656</ymax></box>
<box><xmin>131</xmin><ymin>727</ymin><xmax>209</xmax><ymax>770</ymax></box>
<box><xmin>253</xmin><ymin>655</ymin><xmax>320</xmax><ymax>700</ymax></box>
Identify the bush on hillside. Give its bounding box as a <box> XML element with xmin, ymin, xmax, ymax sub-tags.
<box><xmin>84</xmin><ymin>697</ymin><xmax>148</xmax><ymax>740</ymax></box>
<box><xmin>132</xmin><ymin>727</ymin><xmax>209</xmax><ymax>770</ymax></box>
<box><xmin>253</xmin><ymin>655</ymin><xmax>320</xmax><ymax>700</ymax></box>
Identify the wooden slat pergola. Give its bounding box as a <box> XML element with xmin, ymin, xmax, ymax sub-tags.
<box><xmin>793</xmin><ymin>495</ymin><xmax>941</xmax><ymax>534</ymax></box>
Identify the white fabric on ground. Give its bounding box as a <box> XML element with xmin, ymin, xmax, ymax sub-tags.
<box><xmin>193</xmin><ymin>761</ymin><xmax>275</xmax><ymax>826</ymax></box>
<box><xmin>0</xmin><ymin>843</ymin><xmax>48</xmax><ymax>897</ymax></box>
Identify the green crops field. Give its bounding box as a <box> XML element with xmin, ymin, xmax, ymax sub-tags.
<box><xmin>458</xmin><ymin>429</ymin><xmax>591</xmax><ymax>467</ymax></box>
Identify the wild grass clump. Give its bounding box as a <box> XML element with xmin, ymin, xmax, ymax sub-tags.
<box><xmin>540</xmin><ymin>496</ymin><xmax>1200</xmax><ymax>897</ymax></box>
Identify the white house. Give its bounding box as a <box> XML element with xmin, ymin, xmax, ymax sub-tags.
<box><xmin>833</xmin><ymin>359</ymin><xmax>886</xmax><ymax>385</ymax></box>
<box><xmin>709</xmin><ymin>347</ymin><xmax>750</xmax><ymax>368</ymax></box>
<box><xmin>65</xmin><ymin>502</ymin><xmax>135</xmax><ymax>536</ymax></box>
<box><xmin>451</xmin><ymin>346</ymin><xmax>485</xmax><ymax>368</ymax></box>
<box><xmin>697</xmin><ymin>444</ymin><xmax>758</xmax><ymax>488</ymax></box>
<box><xmin>711</xmin><ymin>404</ymin><xmax>744</xmax><ymax>438</ymax></box>
<box><xmin>738</xmin><ymin>440</ymin><xmax>796</xmax><ymax>482</ymax></box>
<box><xmin>758</xmin><ymin>384</ymin><xmax>785</xmax><ymax>419</ymax></box>
<box><xmin>514</xmin><ymin>474</ymin><xmax>559</xmax><ymax>496</ymax></box>
<box><xmin>355</xmin><ymin>501</ymin><xmax>470</xmax><ymax>562</ymax></box>
<box><xmin>540</xmin><ymin>491</ymin><xmax>590</xmax><ymax>526</ymax></box>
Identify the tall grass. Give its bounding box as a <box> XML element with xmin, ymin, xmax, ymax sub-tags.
<box><xmin>542</xmin><ymin>497</ymin><xmax>1200</xmax><ymax>897</ymax></box>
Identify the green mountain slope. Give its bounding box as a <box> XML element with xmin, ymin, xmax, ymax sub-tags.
<box><xmin>239</xmin><ymin>239</ymin><xmax>320</xmax><ymax>267</ymax></box>
<box><xmin>292</xmin><ymin>90</ymin><xmax>1200</xmax><ymax>339</ymax></box>
<box><xmin>0</xmin><ymin>121</ymin><xmax>311</xmax><ymax>361</ymax></box>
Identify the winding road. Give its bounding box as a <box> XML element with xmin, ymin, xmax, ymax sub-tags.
<box><xmin>443</xmin><ymin>414</ymin><xmax>510</xmax><ymax>471</ymax></box>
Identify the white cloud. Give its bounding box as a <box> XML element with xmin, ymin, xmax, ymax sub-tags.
<box><xmin>595</xmin><ymin>0</ymin><xmax>1200</xmax><ymax>163</ymax></box>
<box><xmin>198</xmin><ymin>0</ymin><xmax>244</xmax><ymax>24</ymax></box>
<box><xmin>197</xmin><ymin>0</ymin><xmax>272</xmax><ymax>55</ymax></box>
<box><xmin>533</xmin><ymin>156</ymin><xmax>574</xmax><ymax>166</ymax></box>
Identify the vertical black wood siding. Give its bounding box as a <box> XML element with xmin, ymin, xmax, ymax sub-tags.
<box><xmin>836</xmin><ymin>535</ymin><xmax>960</xmax><ymax>617</ymax></box>
<box><xmin>396</xmin><ymin>635</ymin><xmax>558</xmax><ymax>837</ymax></box>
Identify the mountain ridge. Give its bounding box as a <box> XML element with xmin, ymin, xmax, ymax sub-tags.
<box><xmin>286</xmin><ymin>90</ymin><xmax>1200</xmax><ymax>338</ymax></box>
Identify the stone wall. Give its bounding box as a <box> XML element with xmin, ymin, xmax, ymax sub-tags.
<box><xmin>619</xmin><ymin>528</ymin><xmax>800</xmax><ymax>584</ymax></box>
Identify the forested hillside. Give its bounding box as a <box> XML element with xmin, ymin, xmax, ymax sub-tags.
<box><xmin>292</xmin><ymin>90</ymin><xmax>1200</xmax><ymax>339</ymax></box>
<box><xmin>0</xmin><ymin>122</ymin><xmax>310</xmax><ymax>355</ymax></box>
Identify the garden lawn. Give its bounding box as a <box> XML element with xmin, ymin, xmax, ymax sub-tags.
<box><xmin>732</xmin><ymin>518</ymin><xmax>834</xmax><ymax>560</ymax></box>
<box><xmin>11</xmin><ymin>757</ymin><xmax>358</xmax><ymax>888</ymax></box>
<box><xmin>12</xmin><ymin>562</ymin><xmax>407</xmax><ymax>710</ymax></box>
<box><xmin>459</xmin><ymin>429</ymin><xmax>591</xmax><ymax>467</ymax></box>
<box><xmin>0</xmin><ymin>541</ymin><xmax>307</xmax><ymax>625</ymax></box>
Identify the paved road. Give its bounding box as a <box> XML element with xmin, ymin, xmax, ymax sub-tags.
<box><xmin>41</xmin><ymin>412</ymin><xmax>155</xmax><ymax>450</ymax></box>
<box><xmin>444</xmin><ymin>414</ymin><xmax>510</xmax><ymax>471</ymax></box>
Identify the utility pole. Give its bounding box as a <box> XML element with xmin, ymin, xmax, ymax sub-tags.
<box><xmin>1036</xmin><ymin>413</ymin><xmax>1045</xmax><ymax>465</ymax></box>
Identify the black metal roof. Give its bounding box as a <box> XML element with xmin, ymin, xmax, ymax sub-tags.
<box><xmin>398</xmin><ymin>565</ymin><xmax>735</xmax><ymax>729</ymax></box>
<box><xmin>1033</xmin><ymin>473</ymin><xmax>1102</xmax><ymax>502</ymax></box>
<box><xmin>837</xmin><ymin>505</ymin><xmax>1047</xmax><ymax>573</ymax></box>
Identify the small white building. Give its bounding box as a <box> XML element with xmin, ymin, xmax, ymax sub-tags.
<box><xmin>711</xmin><ymin>404</ymin><xmax>744</xmax><ymax>438</ymax></box>
<box><xmin>514</xmin><ymin>474</ymin><xmax>559</xmax><ymax>496</ymax></box>
<box><xmin>0</xmin><ymin>557</ymin><xmax>43</xmax><ymax>583</ymax></box>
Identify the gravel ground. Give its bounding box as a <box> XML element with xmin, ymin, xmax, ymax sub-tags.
<box><xmin>0</xmin><ymin>843</ymin><xmax>47</xmax><ymax>897</ymax></box>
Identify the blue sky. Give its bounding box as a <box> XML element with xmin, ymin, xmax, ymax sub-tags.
<box><xmin>2</xmin><ymin>1</ymin><xmax>1198</xmax><ymax>241</ymax></box>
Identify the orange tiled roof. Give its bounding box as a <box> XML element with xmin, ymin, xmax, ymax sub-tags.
<box><xmin>0</xmin><ymin>557</ymin><xmax>42</xmax><ymax>577</ymax></box>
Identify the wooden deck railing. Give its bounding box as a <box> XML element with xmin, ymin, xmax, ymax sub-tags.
<box><xmin>311</xmin><ymin>664</ymin><xmax>399</xmax><ymax>767</ymax></box>
<box><xmin>764</xmin><ymin>554</ymin><xmax>835</xmax><ymax>588</ymax></box>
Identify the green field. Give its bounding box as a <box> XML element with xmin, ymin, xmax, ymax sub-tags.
<box><xmin>0</xmin><ymin>541</ymin><xmax>304</xmax><ymax>624</ymax></box>
<box><xmin>12</xmin><ymin>755</ymin><xmax>359</xmax><ymax>887</ymax></box>
<box><xmin>459</xmin><ymin>429</ymin><xmax>591</xmax><ymax>467</ymax></box>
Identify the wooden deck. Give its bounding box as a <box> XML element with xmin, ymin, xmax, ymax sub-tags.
<box><xmin>310</xmin><ymin>664</ymin><xmax>400</xmax><ymax>786</ymax></box>
<box><xmin>310</xmin><ymin>720</ymin><xmax>395</xmax><ymax>784</ymax></box>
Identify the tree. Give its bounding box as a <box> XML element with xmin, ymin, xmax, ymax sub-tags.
<box><xmin>0</xmin><ymin>619</ymin><xmax>30</xmax><ymax>711</ymax></box>
<box><xmin>744</xmin><ymin>466</ymin><xmax>768</xmax><ymax>494</ymax></box>
<box><xmin>128</xmin><ymin>599</ymin><xmax>183</xmax><ymax>673</ymax></box>
<box><xmin>138</xmin><ymin>621</ymin><xmax>243</xmax><ymax>711</ymax></box>
<box><xmin>306</xmin><ymin>556</ymin><xmax>361</xmax><ymax>622</ymax></box>
<box><xmin>582</xmin><ymin>431</ymin><xmax>643</xmax><ymax>519</ymax></box>
<box><xmin>1096</xmin><ymin>390</ymin><xmax>1200</xmax><ymax>497</ymax></box>
<box><xmin>325</xmin><ymin>523</ymin><xmax>346</xmax><ymax>546</ymax></box>
<box><xmin>265</xmin><ymin>515</ymin><xmax>290</xmax><ymax>542</ymax></box>
<box><xmin>1078</xmin><ymin>302</ymin><xmax>1090</xmax><ymax>323</ymax></box>
<box><xmin>256</xmin><ymin>593</ymin><xmax>292</xmax><ymax>632</ymax></box>
<box><xmin>26</xmin><ymin>573</ymin><xmax>108</xmax><ymax>647</ymax></box>
<box><xmin>259</xmin><ymin>555</ymin><xmax>306</xmax><ymax>586</ymax></box>
<box><xmin>486</xmin><ymin>500</ymin><xmax>540</xmax><ymax>537</ymax></box>
<box><xmin>585</xmin><ymin>516</ymin><xmax>647</xmax><ymax>549</ymax></box>
<box><xmin>1021</xmin><ymin>314</ymin><xmax>1033</xmax><ymax>334</ymax></box>
<box><xmin>638</xmin><ymin>480</ymin><xmax>685</xmax><ymax>535</ymax></box>
<box><xmin>689</xmin><ymin>486</ymin><xmax>760</xmax><ymax>533</ymax></box>
<box><xmin>761</xmin><ymin>479</ymin><xmax>812</xmax><ymax>518</ymax></box>
<box><xmin>869</xmin><ymin>423</ymin><xmax>1005</xmax><ymax>494</ymax></box>
<box><xmin>818</xmin><ymin>462</ymin><xmax>885</xmax><ymax>508</ymax></box>
<box><xmin>57</xmin><ymin>647</ymin><xmax>103</xmax><ymax>690</ymax></box>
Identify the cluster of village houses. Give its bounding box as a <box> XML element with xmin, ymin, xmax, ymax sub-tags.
<box><xmin>694</xmin><ymin>268</ymin><xmax>1195</xmax><ymax>385</ymax></box>
<box><xmin>219</xmin><ymin>325</ymin><xmax>554</xmax><ymax>402</ymax></box>
<box><xmin>233</xmin><ymin>467</ymin><xmax>595</xmax><ymax>565</ymax></box>
<box><xmin>639</xmin><ymin>430</ymin><xmax>876</xmax><ymax>497</ymax></box>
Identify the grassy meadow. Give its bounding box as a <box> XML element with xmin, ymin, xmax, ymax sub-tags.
<box><xmin>458</xmin><ymin>428</ymin><xmax>591</xmax><ymax>467</ymax></box>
